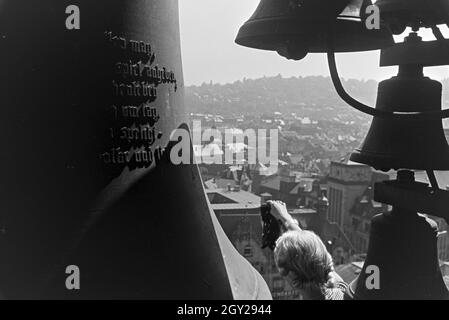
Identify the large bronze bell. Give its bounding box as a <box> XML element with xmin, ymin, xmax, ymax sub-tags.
<box><xmin>235</xmin><ymin>0</ymin><xmax>394</xmax><ymax>60</ymax></box>
<box><xmin>0</xmin><ymin>0</ymin><xmax>271</xmax><ymax>299</ymax></box>
<box><xmin>350</xmin><ymin>64</ymin><xmax>449</xmax><ymax>171</ymax></box>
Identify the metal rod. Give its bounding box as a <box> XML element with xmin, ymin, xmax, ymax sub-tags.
<box><xmin>326</xmin><ymin>51</ymin><xmax>449</xmax><ymax>121</ymax></box>
<box><xmin>431</xmin><ymin>25</ymin><xmax>445</xmax><ymax>40</ymax></box>
<box><xmin>426</xmin><ymin>170</ymin><xmax>440</xmax><ymax>191</ymax></box>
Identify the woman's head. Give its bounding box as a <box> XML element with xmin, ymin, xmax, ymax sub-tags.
<box><xmin>274</xmin><ymin>230</ymin><xmax>334</xmax><ymax>293</ymax></box>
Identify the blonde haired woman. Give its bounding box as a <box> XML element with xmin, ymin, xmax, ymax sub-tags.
<box><xmin>268</xmin><ymin>200</ymin><xmax>348</xmax><ymax>300</ymax></box>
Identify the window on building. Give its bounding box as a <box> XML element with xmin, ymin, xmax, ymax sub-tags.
<box><xmin>329</xmin><ymin>187</ymin><xmax>343</xmax><ymax>227</ymax></box>
<box><xmin>364</xmin><ymin>222</ymin><xmax>371</xmax><ymax>233</ymax></box>
<box><xmin>360</xmin><ymin>239</ymin><xmax>367</xmax><ymax>252</ymax></box>
<box><xmin>352</xmin><ymin>217</ymin><xmax>360</xmax><ymax>230</ymax></box>
<box><xmin>273</xmin><ymin>278</ymin><xmax>284</xmax><ymax>292</ymax></box>
<box><xmin>243</xmin><ymin>245</ymin><xmax>253</xmax><ymax>257</ymax></box>
<box><xmin>329</xmin><ymin>187</ymin><xmax>336</xmax><ymax>223</ymax></box>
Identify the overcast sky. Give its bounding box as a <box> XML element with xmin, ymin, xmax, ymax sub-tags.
<box><xmin>179</xmin><ymin>0</ymin><xmax>449</xmax><ymax>86</ymax></box>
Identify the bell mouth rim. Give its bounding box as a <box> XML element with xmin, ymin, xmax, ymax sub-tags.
<box><xmin>236</xmin><ymin>15</ymin><xmax>363</xmax><ymax>28</ymax></box>
<box><xmin>235</xmin><ymin>16</ymin><xmax>394</xmax><ymax>53</ymax></box>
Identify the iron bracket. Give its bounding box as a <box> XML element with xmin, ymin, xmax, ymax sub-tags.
<box><xmin>374</xmin><ymin>179</ymin><xmax>449</xmax><ymax>224</ymax></box>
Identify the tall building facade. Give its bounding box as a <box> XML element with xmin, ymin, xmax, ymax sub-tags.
<box><xmin>349</xmin><ymin>186</ymin><xmax>388</xmax><ymax>253</ymax></box>
<box><xmin>327</xmin><ymin>161</ymin><xmax>391</xmax><ymax>254</ymax></box>
<box><xmin>327</xmin><ymin>162</ymin><xmax>372</xmax><ymax>231</ymax></box>
<box><xmin>432</xmin><ymin>216</ymin><xmax>449</xmax><ymax>262</ymax></box>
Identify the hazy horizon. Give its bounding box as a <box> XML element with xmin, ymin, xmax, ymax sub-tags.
<box><xmin>179</xmin><ymin>0</ymin><xmax>449</xmax><ymax>86</ymax></box>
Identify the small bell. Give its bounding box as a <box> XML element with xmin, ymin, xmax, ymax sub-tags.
<box><xmin>350</xmin><ymin>64</ymin><xmax>449</xmax><ymax>171</ymax></box>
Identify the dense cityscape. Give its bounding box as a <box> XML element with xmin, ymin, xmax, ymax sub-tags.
<box><xmin>186</xmin><ymin>75</ymin><xmax>449</xmax><ymax>299</ymax></box>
